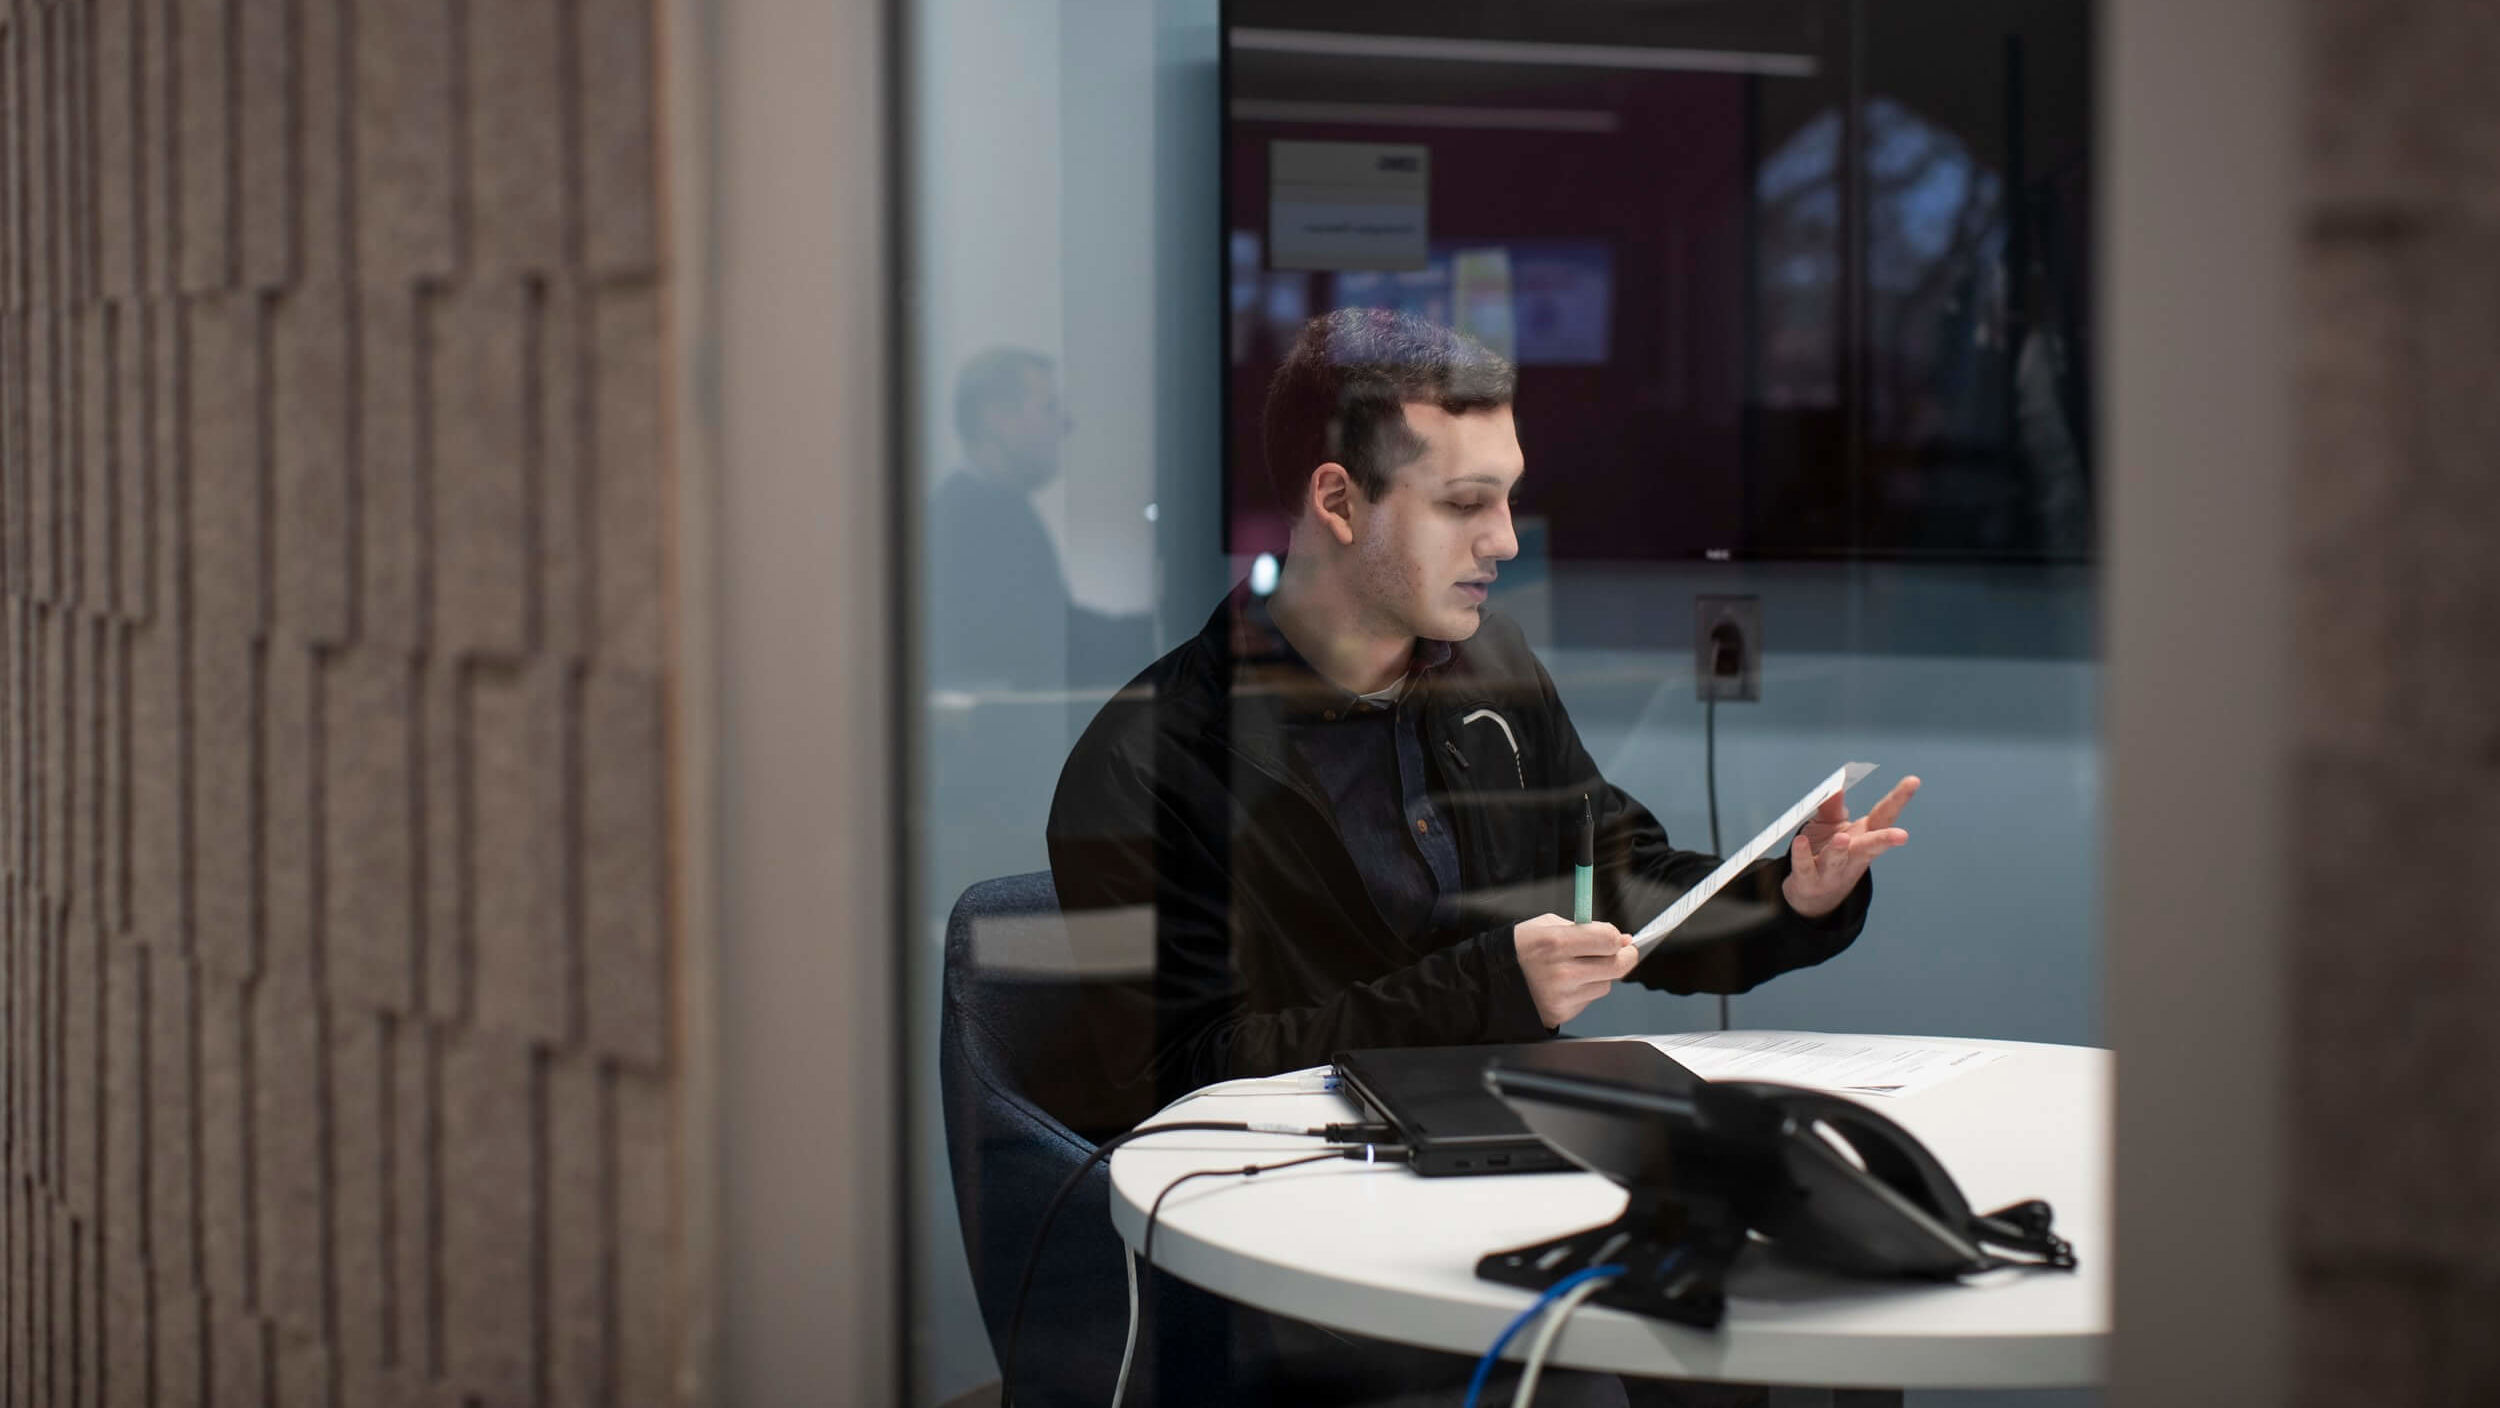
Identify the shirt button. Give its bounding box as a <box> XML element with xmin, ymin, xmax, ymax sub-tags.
<box><xmin>1323</xmin><ymin>709</ymin><xmax>1337</xmax><ymax>721</ymax></box>
<box><xmin>1415</xmin><ymin>818</ymin><xmax>1430</xmax><ymax>835</ymax></box>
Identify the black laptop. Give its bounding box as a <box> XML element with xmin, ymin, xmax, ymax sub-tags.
<box><xmin>1335</xmin><ymin>1040</ymin><xmax>1704</xmax><ymax>1177</ymax></box>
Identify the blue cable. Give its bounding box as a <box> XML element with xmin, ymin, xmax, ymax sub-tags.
<box><xmin>1460</xmin><ymin>1264</ymin><xmax>1628</xmax><ymax>1408</ymax></box>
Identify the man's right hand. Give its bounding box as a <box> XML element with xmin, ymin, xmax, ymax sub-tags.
<box><xmin>1513</xmin><ymin>912</ymin><xmax>1639</xmax><ymax>1029</ymax></box>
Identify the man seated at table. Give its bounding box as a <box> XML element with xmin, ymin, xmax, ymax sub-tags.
<box><xmin>1045</xmin><ymin>307</ymin><xmax>1920</xmax><ymax>1131</ymax></box>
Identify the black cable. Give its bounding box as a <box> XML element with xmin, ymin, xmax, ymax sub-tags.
<box><xmin>997</xmin><ymin>1120</ymin><xmax>1334</xmax><ymax>1408</ymax></box>
<box><xmin>1706</xmin><ymin>694</ymin><xmax>1729</xmax><ymax>1032</ymax></box>
<box><xmin>1705</xmin><ymin>693</ymin><xmax>1722</xmax><ymax>858</ymax></box>
<box><xmin>1139</xmin><ymin>1150</ymin><xmax>1348</xmax><ymax>1269</ymax></box>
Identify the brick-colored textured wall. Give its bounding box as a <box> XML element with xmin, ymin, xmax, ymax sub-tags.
<box><xmin>0</xmin><ymin>0</ymin><xmax>681</xmax><ymax>1404</ymax></box>
<box><xmin>2296</xmin><ymin>1</ymin><xmax>2500</xmax><ymax>1402</ymax></box>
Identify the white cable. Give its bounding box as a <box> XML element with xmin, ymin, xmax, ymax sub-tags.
<box><xmin>1510</xmin><ymin>1273</ymin><xmax>1616</xmax><ymax>1408</ymax></box>
<box><xmin>1110</xmin><ymin>1249</ymin><xmax>1141</xmax><ymax>1408</ymax></box>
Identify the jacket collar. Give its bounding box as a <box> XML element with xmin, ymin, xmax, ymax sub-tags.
<box><xmin>1215</xmin><ymin>583</ymin><xmax>1456</xmax><ymax>715</ymax></box>
<box><xmin>1193</xmin><ymin>583</ymin><xmax>1462</xmax><ymax>803</ymax></box>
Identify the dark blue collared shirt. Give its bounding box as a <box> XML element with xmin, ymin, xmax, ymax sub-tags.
<box><xmin>1277</xmin><ymin>637</ymin><xmax>1464</xmax><ymax>945</ymax></box>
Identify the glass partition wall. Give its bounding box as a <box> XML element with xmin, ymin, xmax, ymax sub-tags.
<box><xmin>901</xmin><ymin>2</ymin><xmax>2099</xmax><ymax>1403</ymax></box>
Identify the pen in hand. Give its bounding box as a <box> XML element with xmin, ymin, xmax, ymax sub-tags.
<box><xmin>1574</xmin><ymin>793</ymin><xmax>1595</xmax><ymax>924</ymax></box>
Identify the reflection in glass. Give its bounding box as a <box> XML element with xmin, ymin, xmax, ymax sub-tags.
<box><xmin>907</xmin><ymin>3</ymin><xmax>2101</xmax><ymax>1405</ymax></box>
<box><xmin>928</xmin><ymin>349</ymin><xmax>1154</xmax><ymax>691</ymax></box>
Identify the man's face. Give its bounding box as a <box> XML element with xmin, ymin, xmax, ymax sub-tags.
<box><xmin>981</xmin><ymin>365</ymin><xmax>1068</xmax><ymax>491</ymax></box>
<box><xmin>1344</xmin><ymin>403</ymin><xmax>1523</xmax><ymax>642</ymax></box>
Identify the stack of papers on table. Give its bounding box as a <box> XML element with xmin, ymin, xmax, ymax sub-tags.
<box><xmin>1643</xmin><ymin>1030</ymin><xmax>2006</xmax><ymax>1101</ymax></box>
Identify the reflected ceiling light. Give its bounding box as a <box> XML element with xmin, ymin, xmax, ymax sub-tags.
<box><xmin>1229</xmin><ymin>28</ymin><xmax>1819</xmax><ymax>79</ymax></box>
<box><xmin>1250</xmin><ymin>553</ymin><xmax>1282</xmax><ymax>597</ymax></box>
<box><xmin>1230</xmin><ymin>99</ymin><xmax>1621</xmax><ymax>134</ymax></box>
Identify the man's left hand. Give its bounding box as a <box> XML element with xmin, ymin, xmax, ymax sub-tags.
<box><xmin>1781</xmin><ymin>775</ymin><xmax>1920</xmax><ymax>919</ymax></box>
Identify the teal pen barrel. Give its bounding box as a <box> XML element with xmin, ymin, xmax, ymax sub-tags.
<box><xmin>1574</xmin><ymin>794</ymin><xmax>1595</xmax><ymax>923</ymax></box>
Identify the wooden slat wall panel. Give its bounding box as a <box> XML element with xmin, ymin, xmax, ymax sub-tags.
<box><xmin>0</xmin><ymin>1</ymin><xmax>681</xmax><ymax>1402</ymax></box>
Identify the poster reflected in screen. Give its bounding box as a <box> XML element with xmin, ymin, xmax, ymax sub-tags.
<box><xmin>1330</xmin><ymin>241</ymin><xmax>1614</xmax><ymax>367</ymax></box>
<box><xmin>1267</xmin><ymin>140</ymin><xmax>1431</xmax><ymax>271</ymax></box>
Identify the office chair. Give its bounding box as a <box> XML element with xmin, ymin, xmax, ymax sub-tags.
<box><xmin>939</xmin><ymin>871</ymin><xmax>1211</xmax><ymax>1406</ymax></box>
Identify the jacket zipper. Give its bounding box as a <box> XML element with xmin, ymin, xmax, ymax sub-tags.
<box><xmin>1459</xmin><ymin>708</ymin><xmax>1526</xmax><ymax>788</ymax></box>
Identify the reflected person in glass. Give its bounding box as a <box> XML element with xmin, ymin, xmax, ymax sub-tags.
<box><xmin>928</xmin><ymin>346</ymin><xmax>1153</xmax><ymax>692</ymax></box>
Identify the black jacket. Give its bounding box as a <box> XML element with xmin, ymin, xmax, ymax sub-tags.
<box><xmin>1043</xmin><ymin>590</ymin><xmax>1870</xmax><ymax>1130</ymax></box>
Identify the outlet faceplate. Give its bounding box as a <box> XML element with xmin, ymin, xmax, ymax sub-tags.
<box><xmin>1694</xmin><ymin>595</ymin><xmax>1761</xmax><ymax>702</ymax></box>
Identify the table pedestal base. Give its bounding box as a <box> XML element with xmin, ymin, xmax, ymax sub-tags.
<box><xmin>1478</xmin><ymin>1194</ymin><xmax>1750</xmax><ymax>1330</ymax></box>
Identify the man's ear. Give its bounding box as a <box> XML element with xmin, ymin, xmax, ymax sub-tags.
<box><xmin>1309</xmin><ymin>462</ymin><xmax>1359</xmax><ymax>546</ymax></box>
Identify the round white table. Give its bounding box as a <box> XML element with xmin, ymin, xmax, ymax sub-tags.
<box><xmin>1107</xmin><ymin>1035</ymin><xmax>2108</xmax><ymax>1393</ymax></box>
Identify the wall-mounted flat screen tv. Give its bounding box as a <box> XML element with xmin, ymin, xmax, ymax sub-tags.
<box><xmin>1223</xmin><ymin>0</ymin><xmax>2094</xmax><ymax>564</ymax></box>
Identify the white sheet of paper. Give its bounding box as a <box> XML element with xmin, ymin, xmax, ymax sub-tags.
<box><xmin>1628</xmin><ymin>761</ymin><xmax>1879</xmax><ymax>955</ymax></box>
<box><xmin>1643</xmin><ymin>1030</ymin><xmax>2007</xmax><ymax>1100</ymax></box>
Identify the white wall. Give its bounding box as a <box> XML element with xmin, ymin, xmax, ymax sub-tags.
<box><xmin>913</xmin><ymin>0</ymin><xmax>1064</xmax><ymax>395</ymax></box>
<box><xmin>1549</xmin><ymin>564</ymin><xmax>2101</xmax><ymax>1053</ymax></box>
<box><xmin>1054</xmin><ymin>0</ymin><xmax>1166</xmax><ymax>614</ymax></box>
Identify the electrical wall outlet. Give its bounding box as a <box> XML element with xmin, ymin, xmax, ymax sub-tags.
<box><xmin>1694</xmin><ymin>595</ymin><xmax>1762</xmax><ymax>702</ymax></box>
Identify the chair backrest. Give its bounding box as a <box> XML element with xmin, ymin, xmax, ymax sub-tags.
<box><xmin>942</xmin><ymin>873</ymin><xmax>1333</xmax><ymax>1407</ymax></box>
<box><xmin>939</xmin><ymin>871</ymin><xmax>1133</xmax><ymax>1406</ymax></box>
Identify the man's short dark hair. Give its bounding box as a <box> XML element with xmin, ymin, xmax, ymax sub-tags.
<box><xmin>1262</xmin><ymin>309</ymin><xmax>1516</xmax><ymax>511</ymax></box>
<box><xmin>953</xmin><ymin>347</ymin><xmax>1051</xmax><ymax>450</ymax></box>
